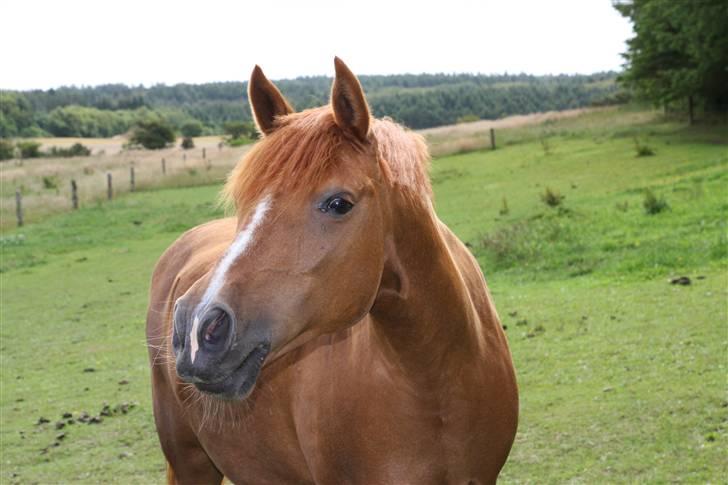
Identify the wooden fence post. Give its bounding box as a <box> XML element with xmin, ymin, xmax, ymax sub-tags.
<box><xmin>490</xmin><ymin>128</ymin><xmax>496</xmax><ymax>150</ymax></box>
<box><xmin>130</xmin><ymin>166</ymin><xmax>136</xmax><ymax>192</ymax></box>
<box><xmin>71</xmin><ymin>180</ymin><xmax>78</xmax><ymax>209</ymax></box>
<box><xmin>15</xmin><ymin>190</ymin><xmax>23</xmax><ymax>227</ymax></box>
<box><xmin>202</xmin><ymin>147</ymin><xmax>206</xmax><ymax>160</ymax></box>
<box><xmin>161</xmin><ymin>158</ymin><xmax>166</xmax><ymax>175</ymax></box>
<box><xmin>183</xmin><ymin>153</ymin><xmax>187</xmax><ymax>163</ymax></box>
<box><xmin>107</xmin><ymin>173</ymin><xmax>113</xmax><ymax>200</ymax></box>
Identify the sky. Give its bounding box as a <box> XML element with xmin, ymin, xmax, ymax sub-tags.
<box><xmin>1</xmin><ymin>0</ymin><xmax>633</xmax><ymax>90</ymax></box>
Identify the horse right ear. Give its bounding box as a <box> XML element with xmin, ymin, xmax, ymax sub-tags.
<box><xmin>248</xmin><ymin>65</ymin><xmax>294</xmax><ymax>136</ymax></box>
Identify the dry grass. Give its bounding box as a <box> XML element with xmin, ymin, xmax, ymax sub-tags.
<box><xmin>0</xmin><ymin>136</ymin><xmax>250</xmax><ymax>228</ymax></box>
<box><xmin>421</xmin><ymin>107</ymin><xmax>607</xmax><ymax>157</ymax></box>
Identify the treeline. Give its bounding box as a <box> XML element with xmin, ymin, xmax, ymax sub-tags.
<box><xmin>1</xmin><ymin>72</ymin><xmax>622</xmax><ymax>138</ymax></box>
<box><xmin>614</xmin><ymin>0</ymin><xmax>728</xmax><ymax>121</ymax></box>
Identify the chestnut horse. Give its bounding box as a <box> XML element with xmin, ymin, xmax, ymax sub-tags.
<box><xmin>146</xmin><ymin>58</ymin><xmax>518</xmax><ymax>484</ymax></box>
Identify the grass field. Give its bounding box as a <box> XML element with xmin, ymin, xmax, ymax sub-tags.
<box><xmin>1</xmin><ymin>108</ymin><xmax>726</xmax><ymax>483</ymax></box>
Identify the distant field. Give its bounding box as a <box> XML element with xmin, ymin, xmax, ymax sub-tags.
<box><xmin>1</xmin><ymin>108</ymin><xmax>726</xmax><ymax>482</ymax></box>
<box><xmin>0</xmin><ymin>108</ymin><xmax>606</xmax><ymax>229</ymax></box>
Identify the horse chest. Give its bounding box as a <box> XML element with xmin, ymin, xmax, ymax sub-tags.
<box><xmin>197</xmin><ymin>340</ymin><xmax>486</xmax><ymax>483</ymax></box>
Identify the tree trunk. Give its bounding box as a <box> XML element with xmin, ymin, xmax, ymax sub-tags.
<box><xmin>688</xmin><ymin>96</ymin><xmax>694</xmax><ymax>125</ymax></box>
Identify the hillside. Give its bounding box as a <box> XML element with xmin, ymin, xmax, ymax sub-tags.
<box><xmin>0</xmin><ymin>72</ymin><xmax>622</xmax><ymax>137</ymax></box>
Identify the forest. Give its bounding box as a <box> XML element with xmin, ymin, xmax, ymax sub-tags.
<box><xmin>0</xmin><ymin>72</ymin><xmax>621</xmax><ymax>138</ymax></box>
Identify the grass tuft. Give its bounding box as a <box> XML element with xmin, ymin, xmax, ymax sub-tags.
<box><xmin>642</xmin><ymin>188</ymin><xmax>669</xmax><ymax>215</ymax></box>
<box><xmin>540</xmin><ymin>187</ymin><xmax>565</xmax><ymax>208</ymax></box>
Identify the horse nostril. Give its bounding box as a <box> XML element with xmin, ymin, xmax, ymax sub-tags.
<box><xmin>201</xmin><ymin>307</ymin><xmax>233</xmax><ymax>348</ymax></box>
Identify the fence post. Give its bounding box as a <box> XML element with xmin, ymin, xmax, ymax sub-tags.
<box><xmin>71</xmin><ymin>179</ymin><xmax>78</xmax><ymax>209</ymax></box>
<box><xmin>161</xmin><ymin>158</ymin><xmax>166</xmax><ymax>175</ymax></box>
<box><xmin>15</xmin><ymin>190</ymin><xmax>23</xmax><ymax>227</ymax></box>
<box><xmin>107</xmin><ymin>173</ymin><xmax>113</xmax><ymax>200</ymax></box>
<box><xmin>183</xmin><ymin>153</ymin><xmax>187</xmax><ymax>163</ymax></box>
<box><xmin>490</xmin><ymin>128</ymin><xmax>496</xmax><ymax>150</ymax></box>
<box><xmin>202</xmin><ymin>147</ymin><xmax>206</xmax><ymax>160</ymax></box>
<box><xmin>130</xmin><ymin>166</ymin><xmax>136</xmax><ymax>192</ymax></box>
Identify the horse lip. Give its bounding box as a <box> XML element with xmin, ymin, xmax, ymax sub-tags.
<box><xmin>194</xmin><ymin>342</ymin><xmax>271</xmax><ymax>398</ymax></box>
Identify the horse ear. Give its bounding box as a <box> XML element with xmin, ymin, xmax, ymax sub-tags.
<box><xmin>331</xmin><ymin>57</ymin><xmax>370</xmax><ymax>141</ymax></box>
<box><xmin>248</xmin><ymin>65</ymin><xmax>294</xmax><ymax>136</ymax></box>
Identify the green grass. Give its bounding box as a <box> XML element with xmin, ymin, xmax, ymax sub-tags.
<box><xmin>1</xmin><ymin>108</ymin><xmax>726</xmax><ymax>483</ymax></box>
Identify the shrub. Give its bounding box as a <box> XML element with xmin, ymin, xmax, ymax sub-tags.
<box><xmin>540</xmin><ymin>187</ymin><xmax>565</xmax><ymax>208</ymax></box>
<box><xmin>226</xmin><ymin>137</ymin><xmax>252</xmax><ymax>147</ymax></box>
<box><xmin>181</xmin><ymin>137</ymin><xmax>195</xmax><ymax>149</ymax></box>
<box><xmin>47</xmin><ymin>143</ymin><xmax>91</xmax><ymax>157</ymax></box>
<box><xmin>224</xmin><ymin>121</ymin><xmax>257</xmax><ymax>140</ymax></box>
<box><xmin>130</xmin><ymin>120</ymin><xmax>176</xmax><ymax>149</ymax></box>
<box><xmin>643</xmin><ymin>189</ymin><xmax>669</xmax><ymax>214</ymax></box>
<box><xmin>42</xmin><ymin>175</ymin><xmax>59</xmax><ymax>189</ymax></box>
<box><xmin>17</xmin><ymin>141</ymin><xmax>42</xmax><ymax>158</ymax></box>
<box><xmin>0</xmin><ymin>139</ymin><xmax>14</xmax><ymax>160</ymax></box>
<box><xmin>634</xmin><ymin>138</ymin><xmax>655</xmax><ymax>157</ymax></box>
<box><xmin>181</xmin><ymin>121</ymin><xmax>203</xmax><ymax>138</ymax></box>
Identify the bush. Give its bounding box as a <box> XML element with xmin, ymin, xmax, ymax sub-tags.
<box><xmin>47</xmin><ymin>143</ymin><xmax>91</xmax><ymax>157</ymax></box>
<box><xmin>224</xmin><ymin>121</ymin><xmax>257</xmax><ymax>140</ymax></box>
<box><xmin>643</xmin><ymin>189</ymin><xmax>669</xmax><ymax>215</ymax></box>
<box><xmin>181</xmin><ymin>137</ymin><xmax>195</xmax><ymax>149</ymax></box>
<box><xmin>42</xmin><ymin>175</ymin><xmax>59</xmax><ymax>189</ymax></box>
<box><xmin>226</xmin><ymin>137</ymin><xmax>252</xmax><ymax>147</ymax></box>
<box><xmin>129</xmin><ymin>120</ymin><xmax>176</xmax><ymax>149</ymax></box>
<box><xmin>181</xmin><ymin>121</ymin><xmax>203</xmax><ymax>138</ymax></box>
<box><xmin>634</xmin><ymin>138</ymin><xmax>655</xmax><ymax>157</ymax></box>
<box><xmin>17</xmin><ymin>141</ymin><xmax>42</xmax><ymax>158</ymax></box>
<box><xmin>0</xmin><ymin>140</ymin><xmax>15</xmax><ymax>160</ymax></box>
<box><xmin>540</xmin><ymin>187</ymin><xmax>565</xmax><ymax>208</ymax></box>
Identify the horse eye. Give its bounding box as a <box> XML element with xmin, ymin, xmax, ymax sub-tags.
<box><xmin>321</xmin><ymin>196</ymin><xmax>354</xmax><ymax>216</ymax></box>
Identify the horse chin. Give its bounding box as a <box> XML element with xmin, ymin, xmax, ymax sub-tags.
<box><xmin>194</xmin><ymin>341</ymin><xmax>271</xmax><ymax>400</ymax></box>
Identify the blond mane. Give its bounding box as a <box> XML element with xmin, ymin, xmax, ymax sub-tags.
<box><xmin>223</xmin><ymin>107</ymin><xmax>432</xmax><ymax>214</ymax></box>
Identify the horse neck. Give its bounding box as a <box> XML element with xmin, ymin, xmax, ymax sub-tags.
<box><xmin>369</xmin><ymin>191</ymin><xmax>485</xmax><ymax>381</ymax></box>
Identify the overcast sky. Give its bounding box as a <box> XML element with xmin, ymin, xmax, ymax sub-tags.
<box><xmin>1</xmin><ymin>0</ymin><xmax>633</xmax><ymax>90</ymax></box>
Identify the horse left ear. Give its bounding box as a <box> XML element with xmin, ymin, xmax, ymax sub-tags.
<box><xmin>331</xmin><ymin>57</ymin><xmax>370</xmax><ymax>142</ymax></box>
<box><xmin>249</xmin><ymin>65</ymin><xmax>294</xmax><ymax>136</ymax></box>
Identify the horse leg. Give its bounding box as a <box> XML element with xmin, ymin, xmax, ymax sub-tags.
<box><xmin>166</xmin><ymin>460</ymin><xmax>223</xmax><ymax>485</ymax></box>
<box><xmin>152</xmin><ymin>368</ymin><xmax>223</xmax><ymax>485</ymax></box>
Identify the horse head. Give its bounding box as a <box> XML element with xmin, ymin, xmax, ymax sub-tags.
<box><xmin>172</xmin><ymin>59</ymin><xmax>409</xmax><ymax>400</ymax></box>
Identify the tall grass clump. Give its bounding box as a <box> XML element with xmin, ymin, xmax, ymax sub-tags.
<box><xmin>634</xmin><ymin>137</ymin><xmax>655</xmax><ymax>157</ymax></box>
<box><xmin>642</xmin><ymin>189</ymin><xmax>669</xmax><ymax>214</ymax></box>
<box><xmin>540</xmin><ymin>187</ymin><xmax>565</xmax><ymax>208</ymax></box>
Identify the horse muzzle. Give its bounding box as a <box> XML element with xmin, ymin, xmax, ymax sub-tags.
<box><xmin>172</xmin><ymin>298</ymin><xmax>271</xmax><ymax>400</ymax></box>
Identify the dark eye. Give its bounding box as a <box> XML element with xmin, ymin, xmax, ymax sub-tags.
<box><xmin>321</xmin><ymin>196</ymin><xmax>354</xmax><ymax>216</ymax></box>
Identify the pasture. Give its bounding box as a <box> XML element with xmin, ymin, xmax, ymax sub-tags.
<box><xmin>1</xmin><ymin>108</ymin><xmax>726</xmax><ymax>482</ymax></box>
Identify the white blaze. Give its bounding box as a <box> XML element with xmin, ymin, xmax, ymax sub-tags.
<box><xmin>190</xmin><ymin>195</ymin><xmax>272</xmax><ymax>363</ymax></box>
<box><xmin>189</xmin><ymin>315</ymin><xmax>201</xmax><ymax>364</ymax></box>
